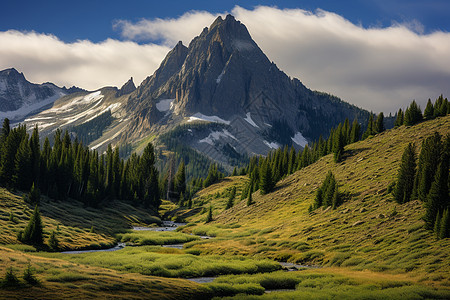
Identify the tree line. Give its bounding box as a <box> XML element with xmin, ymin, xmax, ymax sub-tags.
<box><xmin>394</xmin><ymin>132</ymin><xmax>450</xmax><ymax>239</ymax></box>
<box><xmin>0</xmin><ymin>119</ymin><xmax>160</xmax><ymax>210</ymax></box>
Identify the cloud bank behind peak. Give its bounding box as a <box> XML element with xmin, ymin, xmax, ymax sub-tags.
<box><xmin>1</xmin><ymin>6</ymin><xmax>449</xmax><ymax>113</ymax></box>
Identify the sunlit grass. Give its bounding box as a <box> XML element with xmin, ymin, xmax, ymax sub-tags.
<box><xmin>36</xmin><ymin>246</ymin><xmax>281</xmax><ymax>278</ymax></box>
<box><xmin>118</xmin><ymin>230</ymin><xmax>200</xmax><ymax>245</ymax></box>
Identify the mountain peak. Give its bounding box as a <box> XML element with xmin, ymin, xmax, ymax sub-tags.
<box><xmin>117</xmin><ymin>77</ymin><xmax>136</xmax><ymax>97</ymax></box>
<box><xmin>0</xmin><ymin>68</ymin><xmax>26</xmax><ymax>81</ymax></box>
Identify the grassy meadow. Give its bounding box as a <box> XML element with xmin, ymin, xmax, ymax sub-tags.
<box><xmin>174</xmin><ymin>116</ymin><xmax>450</xmax><ymax>286</ymax></box>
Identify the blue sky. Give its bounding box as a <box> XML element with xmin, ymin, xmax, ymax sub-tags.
<box><xmin>1</xmin><ymin>1</ymin><xmax>449</xmax><ymax>113</ymax></box>
<box><xmin>2</xmin><ymin>0</ymin><xmax>449</xmax><ymax>42</ymax></box>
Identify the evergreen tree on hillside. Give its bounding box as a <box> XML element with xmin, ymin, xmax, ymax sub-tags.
<box><xmin>349</xmin><ymin>119</ymin><xmax>361</xmax><ymax>143</ymax></box>
<box><xmin>414</xmin><ymin>132</ymin><xmax>442</xmax><ymax>202</ymax></box>
<box><xmin>29</xmin><ymin>125</ymin><xmax>40</xmax><ymax>186</ymax></box>
<box><xmin>394</xmin><ymin>143</ymin><xmax>416</xmax><ymax>204</ymax></box>
<box><xmin>423</xmin><ymin>99</ymin><xmax>435</xmax><ymax>120</ymax></box>
<box><xmin>362</xmin><ymin>114</ymin><xmax>374</xmax><ymax>139</ymax></box>
<box><xmin>260</xmin><ymin>159</ymin><xmax>274</xmax><ymax>194</ymax></box>
<box><xmin>20</xmin><ymin>205</ymin><xmax>44</xmax><ymax>246</ymax></box>
<box><xmin>13</xmin><ymin>135</ymin><xmax>32</xmax><ymax>190</ymax></box>
<box><xmin>174</xmin><ymin>160</ymin><xmax>186</xmax><ymax>200</ymax></box>
<box><xmin>247</xmin><ymin>183</ymin><xmax>253</xmax><ymax>206</ymax></box>
<box><xmin>394</xmin><ymin>109</ymin><xmax>404</xmax><ymax>127</ymax></box>
<box><xmin>332</xmin><ymin>124</ymin><xmax>345</xmax><ymax>163</ymax></box>
<box><xmin>314</xmin><ymin>171</ymin><xmax>341</xmax><ymax>209</ymax></box>
<box><xmin>404</xmin><ymin>100</ymin><xmax>422</xmax><ymax>126</ymax></box>
<box><xmin>424</xmin><ymin>154</ymin><xmax>449</xmax><ymax>230</ymax></box>
<box><xmin>439</xmin><ymin>209</ymin><xmax>449</xmax><ymax>239</ymax></box>
<box><xmin>374</xmin><ymin>112</ymin><xmax>385</xmax><ymax>134</ymax></box>
<box><xmin>226</xmin><ymin>186</ymin><xmax>236</xmax><ymax>209</ymax></box>
<box><xmin>206</xmin><ymin>205</ymin><xmax>213</xmax><ymax>223</ymax></box>
<box><xmin>0</xmin><ymin>118</ymin><xmax>10</xmax><ymax>144</ymax></box>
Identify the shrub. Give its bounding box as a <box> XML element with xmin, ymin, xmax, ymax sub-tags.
<box><xmin>23</xmin><ymin>263</ymin><xmax>38</xmax><ymax>285</ymax></box>
<box><xmin>3</xmin><ymin>267</ymin><xmax>20</xmax><ymax>287</ymax></box>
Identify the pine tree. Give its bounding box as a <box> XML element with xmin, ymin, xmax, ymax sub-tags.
<box><xmin>23</xmin><ymin>262</ymin><xmax>38</xmax><ymax>285</ymax></box>
<box><xmin>404</xmin><ymin>100</ymin><xmax>422</xmax><ymax>126</ymax></box>
<box><xmin>424</xmin><ymin>159</ymin><xmax>448</xmax><ymax>229</ymax></box>
<box><xmin>423</xmin><ymin>99</ymin><xmax>434</xmax><ymax>120</ymax></box>
<box><xmin>226</xmin><ymin>186</ymin><xmax>236</xmax><ymax>209</ymax></box>
<box><xmin>332</xmin><ymin>124</ymin><xmax>345</xmax><ymax>163</ymax></box>
<box><xmin>206</xmin><ymin>205</ymin><xmax>213</xmax><ymax>223</ymax></box>
<box><xmin>0</xmin><ymin>118</ymin><xmax>10</xmax><ymax>144</ymax></box>
<box><xmin>394</xmin><ymin>143</ymin><xmax>416</xmax><ymax>204</ymax></box>
<box><xmin>349</xmin><ymin>119</ymin><xmax>361</xmax><ymax>143</ymax></box>
<box><xmin>439</xmin><ymin>209</ymin><xmax>449</xmax><ymax>239</ymax></box>
<box><xmin>13</xmin><ymin>135</ymin><xmax>32</xmax><ymax>190</ymax></box>
<box><xmin>232</xmin><ymin>167</ymin><xmax>237</xmax><ymax>176</ymax></box>
<box><xmin>48</xmin><ymin>230</ymin><xmax>59</xmax><ymax>250</ymax></box>
<box><xmin>247</xmin><ymin>183</ymin><xmax>253</xmax><ymax>206</ymax></box>
<box><xmin>374</xmin><ymin>112</ymin><xmax>385</xmax><ymax>134</ymax></box>
<box><xmin>362</xmin><ymin>114</ymin><xmax>374</xmax><ymax>139</ymax></box>
<box><xmin>415</xmin><ymin>132</ymin><xmax>442</xmax><ymax>202</ymax></box>
<box><xmin>174</xmin><ymin>160</ymin><xmax>186</xmax><ymax>200</ymax></box>
<box><xmin>259</xmin><ymin>159</ymin><xmax>274</xmax><ymax>194</ymax></box>
<box><xmin>394</xmin><ymin>108</ymin><xmax>404</xmax><ymax>127</ymax></box>
<box><xmin>434</xmin><ymin>211</ymin><xmax>442</xmax><ymax>238</ymax></box>
<box><xmin>27</xmin><ymin>182</ymin><xmax>40</xmax><ymax>205</ymax></box>
<box><xmin>21</xmin><ymin>205</ymin><xmax>44</xmax><ymax>246</ymax></box>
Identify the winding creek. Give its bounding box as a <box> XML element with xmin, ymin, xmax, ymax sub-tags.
<box><xmin>61</xmin><ymin>220</ymin><xmax>315</xmax><ymax>286</ymax></box>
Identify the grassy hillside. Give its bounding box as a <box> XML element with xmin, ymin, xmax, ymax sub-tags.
<box><xmin>177</xmin><ymin>116</ymin><xmax>450</xmax><ymax>286</ymax></box>
<box><xmin>0</xmin><ymin>189</ymin><xmax>160</xmax><ymax>250</ymax></box>
<box><xmin>0</xmin><ymin>246</ymin><xmax>209</xmax><ymax>299</ymax></box>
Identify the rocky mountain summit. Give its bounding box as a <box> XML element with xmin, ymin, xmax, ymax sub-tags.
<box><xmin>21</xmin><ymin>15</ymin><xmax>369</xmax><ymax>170</ymax></box>
<box><xmin>0</xmin><ymin>68</ymin><xmax>82</xmax><ymax>121</ymax></box>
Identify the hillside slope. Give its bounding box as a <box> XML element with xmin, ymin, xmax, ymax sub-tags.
<box><xmin>179</xmin><ymin>116</ymin><xmax>450</xmax><ymax>285</ymax></box>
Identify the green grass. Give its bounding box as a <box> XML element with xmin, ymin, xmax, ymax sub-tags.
<box><xmin>118</xmin><ymin>230</ymin><xmax>200</xmax><ymax>246</ymax></box>
<box><xmin>210</xmin><ymin>270</ymin><xmax>450</xmax><ymax>299</ymax></box>
<box><xmin>36</xmin><ymin>246</ymin><xmax>281</xmax><ymax>278</ymax></box>
<box><xmin>176</xmin><ymin>116</ymin><xmax>450</xmax><ymax>283</ymax></box>
<box><xmin>0</xmin><ymin>187</ymin><xmax>160</xmax><ymax>250</ymax></box>
<box><xmin>0</xmin><ymin>246</ymin><xmax>211</xmax><ymax>299</ymax></box>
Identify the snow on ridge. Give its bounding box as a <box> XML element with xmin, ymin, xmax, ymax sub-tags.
<box><xmin>244</xmin><ymin>112</ymin><xmax>259</xmax><ymax>128</ymax></box>
<box><xmin>0</xmin><ymin>92</ymin><xmax>64</xmax><ymax>121</ymax></box>
<box><xmin>199</xmin><ymin>129</ymin><xmax>237</xmax><ymax>145</ymax></box>
<box><xmin>91</xmin><ymin>129</ymin><xmax>123</xmax><ymax>150</ymax></box>
<box><xmin>156</xmin><ymin>99</ymin><xmax>174</xmax><ymax>112</ymax></box>
<box><xmin>188</xmin><ymin>113</ymin><xmax>230</xmax><ymax>125</ymax></box>
<box><xmin>264</xmin><ymin>140</ymin><xmax>280</xmax><ymax>149</ymax></box>
<box><xmin>216</xmin><ymin>70</ymin><xmax>225</xmax><ymax>84</ymax></box>
<box><xmin>291</xmin><ymin>132</ymin><xmax>308</xmax><ymax>147</ymax></box>
<box><xmin>48</xmin><ymin>91</ymin><xmax>103</xmax><ymax>112</ymax></box>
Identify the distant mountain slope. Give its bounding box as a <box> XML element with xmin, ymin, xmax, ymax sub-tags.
<box><xmin>0</xmin><ymin>68</ymin><xmax>82</xmax><ymax>122</ymax></box>
<box><xmin>175</xmin><ymin>116</ymin><xmax>450</xmax><ymax>282</ymax></box>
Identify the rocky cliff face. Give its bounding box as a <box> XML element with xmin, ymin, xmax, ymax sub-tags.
<box><xmin>116</xmin><ymin>77</ymin><xmax>136</xmax><ymax>97</ymax></box>
<box><xmin>21</xmin><ymin>15</ymin><xmax>370</xmax><ymax>169</ymax></box>
<box><xmin>0</xmin><ymin>68</ymin><xmax>82</xmax><ymax>122</ymax></box>
<box><xmin>123</xmin><ymin>15</ymin><xmax>369</xmax><ymax>160</ymax></box>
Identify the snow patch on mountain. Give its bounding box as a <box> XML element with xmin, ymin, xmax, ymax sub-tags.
<box><xmin>216</xmin><ymin>70</ymin><xmax>225</xmax><ymax>84</ymax></box>
<box><xmin>0</xmin><ymin>92</ymin><xmax>64</xmax><ymax>121</ymax></box>
<box><xmin>244</xmin><ymin>112</ymin><xmax>259</xmax><ymax>128</ymax></box>
<box><xmin>291</xmin><ymin>132</ymin><xmax>308</xmax><ymax>147</ymax></box>
<box><xmin>188</xmin><ymin>113</ymin><xmax>230</xmax><ymax>125</ymax></box>
<box><xmin>156</xmin><ymin>99</ymin><xmax>174</xmax><ymax>112</ymax></box>
<box><xmin>199</xmin><ymin>129</ymin><xmax>237</xmax><ymax>145</ymax></box>
<box><xmin>264</xmin><ymin>140</ymin><xmax>280</xmax><ymax>149</ymax></box>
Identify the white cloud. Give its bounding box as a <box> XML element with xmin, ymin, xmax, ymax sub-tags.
<box><xmin>113</xmin><ymin>11</ymin><xmax>221</xmax><ymax>46</ymax></box>
<box><xmin>1</xmin><ymin>6</ymin><xmax>450</xmax><ymax>114</ymax></box>
<box><xmin>0</xmin><ymin>30</ymin><xmax>169</xmax><ymax>90</ymax></box>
